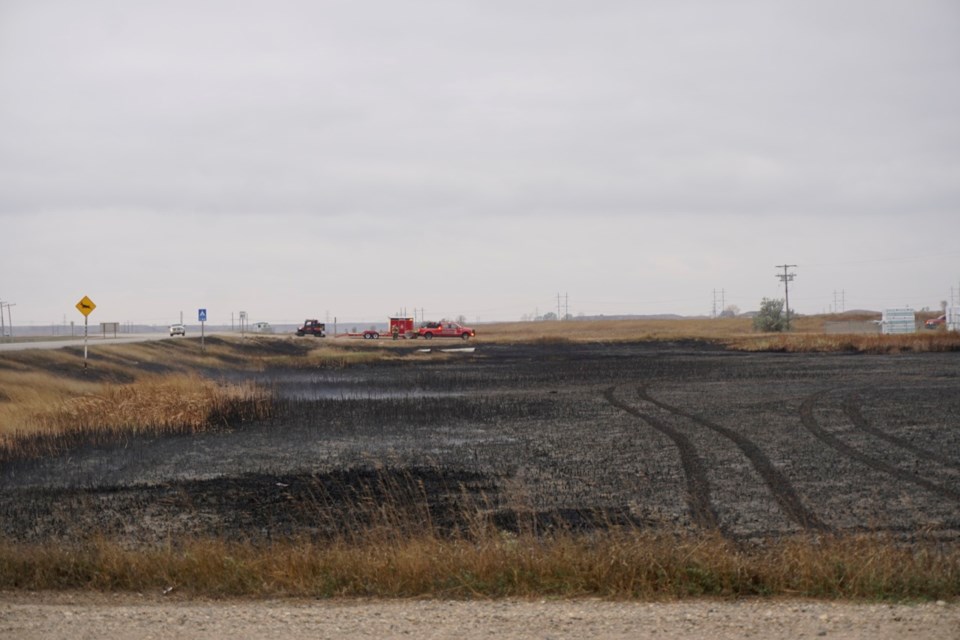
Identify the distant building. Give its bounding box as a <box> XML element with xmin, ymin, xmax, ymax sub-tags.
<box><xmin>948</xmin><ymin>307</ymin><xmax>960</xmax><ymax>332</ymax></box>
<box><xmin>881</xmin><ymin>308</ymin><xmax>916</xmax><ymax>335</ymax></box>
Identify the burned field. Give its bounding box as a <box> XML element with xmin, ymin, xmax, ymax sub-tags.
<box><xmin>2</xmin><ymin>341</ymin><xmax>959</xmax><ymax>546</ymax></box>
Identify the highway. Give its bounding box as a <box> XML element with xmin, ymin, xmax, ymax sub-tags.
<box><xmin>0</xmin><ymin>333</ymin><xmax>183</xmax><ymax>352</ymax></box>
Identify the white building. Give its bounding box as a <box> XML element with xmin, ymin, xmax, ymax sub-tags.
<box><xmin>881</xmin><ymin>308</ymin><xmax>916</xmax><ymax>335</ymax></box>
<box><xmin>948</xmin><ymin>306</ymin><xmax>960</xmax><ymax>332</ymax></box>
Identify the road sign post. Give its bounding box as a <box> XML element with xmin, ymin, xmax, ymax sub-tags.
<box><xmin>75</xmin><ymin>295</ymin><xmax>96</xmax><ymax>371</ymax></box>
<box><xmin>198</xmin><ymin>309</ymin><xmax>207</xmax><ymax>352</ymax></box>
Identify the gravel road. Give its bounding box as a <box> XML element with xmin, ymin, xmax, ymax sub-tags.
<box><xmin>1</xmin><ymin>593</ymin><xmax>956</xmax><ymax>640</ymax></box>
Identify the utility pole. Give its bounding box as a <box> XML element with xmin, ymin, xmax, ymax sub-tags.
<box><xmin>565</xmin><ymin>292</ymin><xmax>569</xmax><ymax>320</ymax></box>
<box><xmin>557</xmin><ymin>292</ymin><xmax>562</xmax><ymax>320</ymax></box>
<box><xmin>712</xmin><ymin>289</ymin><xmax>717</xmax><ymax>318</ymax></box>
<box><xmin>775</xmin><ymin>265</ymin><xmax>797</xmax><ymax>331</ymax></box>
<box><xmin>0</xmin><ymin>301</ymin><xmax>14</xmax><ymax>341</ymax></box>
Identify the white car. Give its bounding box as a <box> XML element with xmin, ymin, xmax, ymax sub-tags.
<box><xmin>169</xmin><ymin>324</ymin><xmax>186</xmax><ymax>337</ymax></box>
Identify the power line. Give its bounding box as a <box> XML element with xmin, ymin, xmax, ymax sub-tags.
<box><xmin>803</xmin><ymin>251</ymin><xmax>960</xmax><ymax>268</ymax></box>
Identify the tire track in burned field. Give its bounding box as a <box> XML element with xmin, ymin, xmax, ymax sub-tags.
<box><xmin>800</xmin><ymin>392</ymin><xmax>960</xmax><ymax>503</ymax></box>
<box><xmin>603</xmin><ymin>387</ymin><xmax>721</xmax><ymax>533</ymax></box>
<box><xmin>841</xmin><ymin>392</ymin><xmax>960</xmax><ymax>473</ymax></box>
<box><xmin>635</xmin><ymin>386</ymin><xmax>832</xmax><ymax>533</ymax></box>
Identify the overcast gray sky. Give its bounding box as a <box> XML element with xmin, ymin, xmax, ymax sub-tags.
<box><xmin>2</xmin><ymin>0</ymin><xmax>958</xmax><ymax>327</ymax></box>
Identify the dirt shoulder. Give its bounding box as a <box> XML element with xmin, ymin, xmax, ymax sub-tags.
<box><xmin>0</xmin><ymin>593</ymin><xmax>956</xmax><ymax>640</ymax></box>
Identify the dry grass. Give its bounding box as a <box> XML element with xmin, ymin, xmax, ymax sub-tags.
<box><xmin>726</xmin><ymin>331</ymin><xmax>960</xmax><ymax>353</ymax></box>
<box><xmin>0</xmin><ymin>374</ymin><xmax>273</xmax><ymax>462</ymax></box>
<box><xmin>286</xmin><ymin>345</ymin><xmax>407</xmax><ymax>368</ymax></box>
<box><xmin>476</xmin><ymin>317</ymin><xmax>960</xmax><ymax>353</ymax></box>
<box><xmin>479</xmin><ymin>318</ymin><xmax>755</xmax><ymax>343</ymax></box>
<box><xmin>0</xmin><ymin>531</ymin><xmax>956</xmax><ymax>600</ymax></box>
<box><xmin>31</xmin><ymin>375</ymin><xmax>270</xmax><ymax>433</ymax></box>
<box><xmin>0</xmin><ymin>370</ymin><xmax>100</xmax><ymax>436</ymax></box>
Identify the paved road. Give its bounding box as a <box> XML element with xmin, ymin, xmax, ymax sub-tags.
<box><xmin>0</xmin><ymin>333</ymin><xmax>187</xmax><ymax>352</ymax></box>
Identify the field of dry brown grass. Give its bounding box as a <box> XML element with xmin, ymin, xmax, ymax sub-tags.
<box><xmin>476</xmin><ymin>316</ymin><xmax>960</xmax><ymax>353</ymax></box>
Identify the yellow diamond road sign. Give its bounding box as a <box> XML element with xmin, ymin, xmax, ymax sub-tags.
<box><xmin>76</xmin><ymin>295</ymin><xmax>96</xmax><ymax>317</ymax></box>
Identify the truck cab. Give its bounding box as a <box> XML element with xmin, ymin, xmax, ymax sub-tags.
<box><xmin>295</xmin><ymin>319</ymin><xmax>326</xmax><ymax>337</ymax></box>
<box><xmin>418</xmin><ymin>320</ymin><xmax>475</xmax><ymax>340</ymax></box>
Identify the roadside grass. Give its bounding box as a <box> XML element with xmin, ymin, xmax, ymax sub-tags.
<box><xmin>1</xmin><ymin>529</ymin><xmax>956</xmax><ymax>600</ymax></box>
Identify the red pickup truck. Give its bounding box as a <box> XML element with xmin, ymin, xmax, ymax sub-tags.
<box><xmin>418</xmin><ymin>320</ymin><xmax>476</xmax><ymax>340</ymax></box>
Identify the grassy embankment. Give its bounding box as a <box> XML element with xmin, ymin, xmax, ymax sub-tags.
<box><xmin>1</xmin><ymin>324</ymin><xmax>958</xmax><ymax>600</ymax></box>
<box><xmin>0</xmin><ymin>336</ymin><xmax>392</xmax><ymax>452</ymax></box>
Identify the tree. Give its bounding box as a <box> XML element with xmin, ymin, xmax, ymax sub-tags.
<box><xmin>541</xmin><ymin>312</ymin><xmax>558</xmax><ymax>321</ymax></box>
<box><xmin>719</xmin><ymin>305</ymin><xmax>740</xmax><ymax>318</ymax></box>
<box><xmin>753</xmin><ymin>298</ymin><xmax>787</xmax><ymax>332</ymax></box>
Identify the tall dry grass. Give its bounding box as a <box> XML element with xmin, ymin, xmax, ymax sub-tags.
<box><xmin>726</xmin><ymin>331</ymin><xmax>960</xmax><ymax>353</ymax></box>
<box><xmin>0</xmin><ymin>369</ymin><xmax>100</xmax><ymax>436</ymax></box>
<box><xmin>476</xmin><ymin>317</ymin><xmax>960</xmax><ymax>352</ymax></box>
<box><xmin>1</xmin><ymin>531</ymin><xmax>956</xmax><ymax>600</ymax></box>
<box><xmin>479</xmin><ymin>318</ymin><xmax>755</xmax><ymax>343</ymax></box>
<box><xmin>0</xmin><ymin>373</ymin><xmax>273</xmax><ymax>463</ymax></box>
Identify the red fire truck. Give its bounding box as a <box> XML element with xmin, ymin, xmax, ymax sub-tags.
<box><xmin>355</xmin><ymin>317</ymin><xmax>476</xmax><ymax>340</ymax></box>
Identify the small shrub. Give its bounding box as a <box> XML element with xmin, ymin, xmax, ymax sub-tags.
<box><xmin>753</xmin><ymin>298</ymin><xmax>787</xmax><ymax>332</ymax></box>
